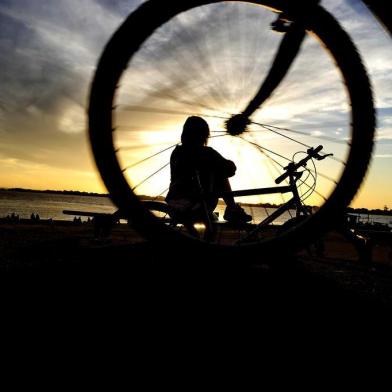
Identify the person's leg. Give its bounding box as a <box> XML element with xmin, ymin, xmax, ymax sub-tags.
<box><xmin>212</xmin><ymin>175</ymin><xmax>252</xmax><ymax>223</ymax></box>
<box><xmin>220</xmin><ymin>178</ymin><xmax>236</xmax><ymax>208</ymax></box>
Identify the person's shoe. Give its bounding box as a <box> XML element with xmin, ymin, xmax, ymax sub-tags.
<box><xmin>223</xmin><ymin>204</ymin><xmax>252</xmax><ymax>224</ymax></box>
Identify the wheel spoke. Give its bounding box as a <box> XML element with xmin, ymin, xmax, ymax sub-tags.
<box><xmin>249</xmin><ymin>133</ymin><xmax>294</xmax><ymax>217</ymax></box>
<box><xmin>242</xmin><ymin>22</ymin><xmax>306</xmax><ymax>117</ymax></box>
<box><xmin>252</xmin><ymin>122</ymin><xmax>347</xmax><ymax>144</ymax></box>
<box><xmin>306</xmin><ymin>168</ymin><xmax>338</xmax><ymax>185</ymax></box>
<box><xmin>119</xmin><ymin>105</ymin><xmax>229</xmax><ymax>121</ymax></box>
<box><xmin>131</xmin><ymin>162</ymin><xmax>171</xmax><ymax>192</ymax></box>
<box><xmin>174</xmin><ymin>11</ymin><xmax>235</xmax><ymax>111</ymax></box>
<box><xmin>125</xmin><ymin>46</ymin><xmax>230</xmax><ymax>115</ymax></box>
<box><xmin>116</xmin><ymin>126</ymin><xmax>177</xmax><ymax>133</ymax></box>
<box><xmin>209</xmin><ymin>134</ymin><xmax>230</xmax><ymax>140</ymax></box>
<box><xmin>122</xmin><ymin>143</ymin><xmax>178</xmax><ymax>171</ymax></box>
<box><xmin>241</xmin><ymin>134</ymin><xmax>331</xmax><ymax>201</ymax></box>
<box><xmin>251</xmin><ymin>122</ymin><xmax>311</xmax><ymax>148</ymax></box>
<box><xmin>249</xmin><ymin>121</ymin><xmax>347</xmax><ymax>164</ymax></box>
<box><xmin>238</xmin><ymin>135</ymin><xmax>291</xmax><ymax>163</ymax></box>
<box><xmin>118</xmin><ymin>141</ymin><xmax>176</xmax><ymax>151</ymax></box>
<box><xmin>154</xmin><ymin>186</ymin><xmax>170</xmax><ymax>200</ymax></box>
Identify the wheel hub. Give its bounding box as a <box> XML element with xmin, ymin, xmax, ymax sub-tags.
<box><xmin>225</xmin><ymin>114</ymin><xmax>250</xmax><ymax>136</ymax></box>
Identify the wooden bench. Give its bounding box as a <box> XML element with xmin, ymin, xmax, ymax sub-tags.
<box><xmin>63</xmin><ymin>209</ymin><xmax>124</xmax><ymax>238</ymax></box>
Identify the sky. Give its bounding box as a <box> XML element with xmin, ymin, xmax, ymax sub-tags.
<box><xmin>0</xmin><ymin>0</ymin><xmax>391</xmax><ymax>209</ymax></box>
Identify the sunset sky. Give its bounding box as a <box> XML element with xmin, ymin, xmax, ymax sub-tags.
<box><xmin>0</xmin><ymin>0</ymin><xmax>391</xmax><ymax>209</ymax></box>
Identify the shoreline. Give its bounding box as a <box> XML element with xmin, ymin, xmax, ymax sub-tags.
<box><xmin>2</xmin><ymin>188</ymin><xmax>391</xmax><ymax>216</ymax></box>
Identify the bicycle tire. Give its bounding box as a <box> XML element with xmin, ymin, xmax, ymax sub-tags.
<box><xmin>362</xmin><ymin>0</ymin><xmax>392</xmax><ymax>36</ymax></box>
<box><xmin>88</xmin><ymin>0</ymin><xmax>375</xmax><ymax>259</ymax></box>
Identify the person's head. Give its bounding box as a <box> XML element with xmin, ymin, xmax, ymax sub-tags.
<box><xmin>181</xmin><ymin>116</ymin><xmax>210</xmax><ymax>147</ymax></box>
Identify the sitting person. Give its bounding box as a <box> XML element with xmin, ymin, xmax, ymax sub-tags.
<box><xmin>166</xmin><ymin>116</ymin><xmax>251</xmax><ymax>224</ymax></box>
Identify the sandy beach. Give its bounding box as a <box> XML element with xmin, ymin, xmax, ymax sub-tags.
<box><xmin>1</xmin><ymin>219</ymin><xmax>392</xmax><ymax>318</ymax></box>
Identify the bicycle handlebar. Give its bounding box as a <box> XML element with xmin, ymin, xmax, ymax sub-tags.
<box><xmin>275</xmin><ymin>145</ymin><xmax>332</xmax><ymax>184</ymax></box>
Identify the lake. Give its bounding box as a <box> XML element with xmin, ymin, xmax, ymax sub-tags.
<box><xmin>1</xmin><ymin>190</ymin><xmax>391</xmax><ymax>228</ymax></box>
<box><xmin>0</xmin><ymin>190</ymin><xmax>116</xmax><ymax>221</ymax></box>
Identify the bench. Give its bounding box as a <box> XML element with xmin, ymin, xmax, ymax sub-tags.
<box><xmin>63</xmin><ymin>209</ymin><xmax>124</xmax><ymax>239</ymax></box>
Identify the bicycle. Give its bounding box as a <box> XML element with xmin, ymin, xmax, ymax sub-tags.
<box><xmin>362</xmin><ymin>0</ymin><xmax>392</xmax><ymax>36</ymax></box>
<box><xmin>143</xmin><ymin>144</ymin><xmax>331</xmax><ymax>244</ymax></box>
<box><xmin>88</xmin><ymin>0</ymin><xmax>376</xmax><ymax>258</ymax></box>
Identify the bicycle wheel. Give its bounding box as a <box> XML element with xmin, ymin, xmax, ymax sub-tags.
<box><xmin>89</xmin><ymin>0</ymin><xmax>375</xmax><ymax>258</ymax></box>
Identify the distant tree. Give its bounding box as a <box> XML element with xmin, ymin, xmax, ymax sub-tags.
<box><xmin>384</xmin><ymin>205</ymin><xmax>389</xmax><ymax>211</ymax></box>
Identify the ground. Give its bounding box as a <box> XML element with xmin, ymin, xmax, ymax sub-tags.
<box><xmin>1</xmin><ymin>220</ymin><xmax>392</xmax><ymax>321</ymax></box>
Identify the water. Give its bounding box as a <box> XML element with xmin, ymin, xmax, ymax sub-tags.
<box><xmin>214</xmin><ymin>204</ymin><xmax>295</xmax><ymax>225</ymax></box>
<box><xmin>1</xmin><ymin>190</ymin><xmax>391</xmax><ymax>227</ymax></box>
<box><xmin>347</xmin><ymin>213</ymin><xmax>392</xmax><ymax>228</ymax></box>
<box><xmin>0</xmin><ymin>190</ymin><xmax>298</xmax><ymax>224</ymax></box>
<box><xmin>0</xmin><ymin>190</ymin><xmax>117</xmax><ymax>221</ymax></box>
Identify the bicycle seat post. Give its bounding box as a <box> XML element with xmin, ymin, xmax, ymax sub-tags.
<box><xmin>194</xmin><ymin>170</ymin><xmax>214</xmax><ymax>237</ymax></box>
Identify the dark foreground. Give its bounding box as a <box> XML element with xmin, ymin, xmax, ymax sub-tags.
<box><xmin>1</xmin><ymin>221</ymin><xmax>392</xmax><ymax>330</ymax></box>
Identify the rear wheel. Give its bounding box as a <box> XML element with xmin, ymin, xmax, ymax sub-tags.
<box><xmin>89</xmin><ymin>0</ymin><xmax>375</xmax><ymax>258</ymax></box>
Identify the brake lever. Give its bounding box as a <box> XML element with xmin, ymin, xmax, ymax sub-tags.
<box><xmin>315</xmin><ymin>153</ymin><xmax>333</xmax><ymax>161</ymax></box>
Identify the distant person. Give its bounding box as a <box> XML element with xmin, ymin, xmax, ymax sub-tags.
<box><xmin>30</xmin><ymin>213</ymin><xmax>40</xmax><ymax>221</ymax></box>
<box><xmin>10</xmin><ymin>212</ymin><xmax>19</xmax><ymax>223</ymax></box>
<box><xmin>166</xmin><ymin>116</ymin><xmax>251</xmax><ymax>224</ymax></box>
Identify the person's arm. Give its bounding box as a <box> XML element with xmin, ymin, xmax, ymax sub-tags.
<box><xmin>206</xmin><ymin>147</ymin><xmax>237</xmax><ymax>178</ymax></box>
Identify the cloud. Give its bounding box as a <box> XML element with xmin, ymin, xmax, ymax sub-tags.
<box><xmin>323</xmin><ymin>0</ymin><xmax>392</xmax><ymax>108</ymax></box>
<box><xmin>0</xmin><ymin>0</ymin><xmax>145</xmax><ymax>133</ymax></box>
<box><xmin>0</xmin><ymin>0</ymin><xmax>144</xmax><ymax>185</ymax></box>
<box><xmin>0</xmin><ymin>0</ymin><xmax>391</xmax><ymax>206</ymax></box>
<box><xmin>0</xmin><ymin>1</ymin><xmax>151</xmax><ymax>191</ymax></box>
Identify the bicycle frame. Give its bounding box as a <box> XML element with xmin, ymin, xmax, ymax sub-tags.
<box><xmin>216</xmin><ymin>168</ymin><xmax>309</xmax><ymax>243</ymax></box>
<box><xmin>235</xmin><ymin>0</ymin><xmax>390</xmax><ymax>130</ymax></box>
<box><xmin>183</xmin><ymin>146</ymin><xmax>325</xmax><ymax>242</ymax></box>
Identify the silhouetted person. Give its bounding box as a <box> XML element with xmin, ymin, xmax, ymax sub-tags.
<box><xmin>31</xmin><ymin>213</ymin><xmax>40</xmax><ymax>222</ymax></box>
<box><xmin>10</xmin><ymin>212</ymin><xmax>19</xmax><ymax>223</ymax></box>
<box><xmin>92</xmin><ymin>214</ymin><xmax>114</xmax><ymax>240</ymax></box>
<box><xmin>166</xmin><ymin>116</ymin><xmax>251</xmax><ymax>224</ymax></box>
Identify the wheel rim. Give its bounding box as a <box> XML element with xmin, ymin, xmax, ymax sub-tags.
<box><xmin>89</xmin><ymin>0</ymin><xmax>375</xmax><ymax>255</ymax></box>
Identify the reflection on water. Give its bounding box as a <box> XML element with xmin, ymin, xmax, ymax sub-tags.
<box><xmin>1</xmin><ymin>191</ymin><xmax>391</xmax><ymax>227</ymax></box>
<box><xmin>0</xmin><ymin>191</ymin><xmax>117</xmax><ymax>221</ymax></box>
